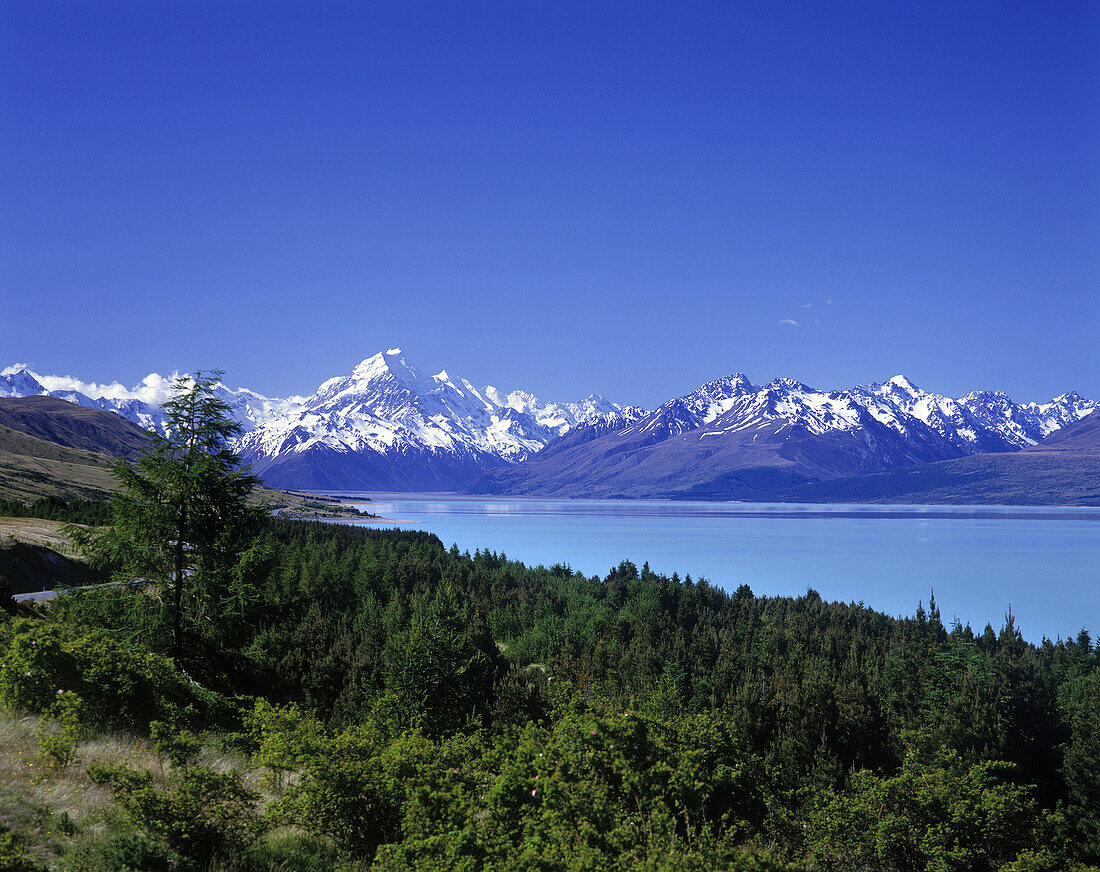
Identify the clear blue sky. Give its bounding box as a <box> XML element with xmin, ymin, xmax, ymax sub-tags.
<box><xmin>2</xmin><ymin>1</ymin><xmax>1097</xmax><ymax>407</ymax></box>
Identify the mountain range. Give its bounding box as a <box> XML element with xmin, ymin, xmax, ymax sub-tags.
<box><xmin>471</xmin><ymin>373</ymin><xmax>1097</xmax><ymax>499</ymax></box>
<box><xmin>1</xmin><ymin>352</ymin><xmax>621</xmax><ymax>491</ymax></box>
<box><xmin>2</xmin><ymin>353</ymin><xmax>1096</xmax><ymax>501</ymax></box>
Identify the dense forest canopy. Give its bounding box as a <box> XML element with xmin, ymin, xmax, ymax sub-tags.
<box><xmin>1</xmin><ymin>509</ymin><xmax>1098</xmax><ymax>871</ymax></box>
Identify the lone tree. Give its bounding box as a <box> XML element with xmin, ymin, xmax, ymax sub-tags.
<box><xmin>75</xmin><ymin>371</ymin><xmax>267</xmax><ymax>665</ymax></box>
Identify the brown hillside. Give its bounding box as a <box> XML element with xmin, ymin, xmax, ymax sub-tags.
<box><xmin>0</xmin><ymin>395</ymin><xmax>150</xmax><ymax>459</ymax></box>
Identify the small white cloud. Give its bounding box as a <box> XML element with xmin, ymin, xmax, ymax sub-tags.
<box><xmin>802</xmin><ymin>303</ymin><xmax>813</xmax><ymax>309</ymax></box>
<box><xmin>778</xmin><ymin>319</ymin><xmax>799</xmax><ymax>327</ymax></box>
<box><xmin>825</xmin><ymin>298</ymin><xmax>833</xmax><ymax>305</ymax></box>
<box><xmin>1</xmin><ymin>363</ymin><xmax>32</xmax><ymax>376</ymax></box>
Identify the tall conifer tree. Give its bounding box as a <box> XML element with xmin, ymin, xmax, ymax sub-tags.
<box><xmin>75</xmin><ymin>371</ymin><xmax>265</xmax><ymax>665</ymax></box>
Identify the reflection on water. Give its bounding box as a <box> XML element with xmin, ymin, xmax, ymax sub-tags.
<box><xmin>324</xmin><ymin>492</ymin><xmax>1099</xmax><ymax>644</ymax></box>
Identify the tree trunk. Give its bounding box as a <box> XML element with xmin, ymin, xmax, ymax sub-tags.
<box><xmin>173</xmin><ymin>502</ymin><xmax>186</xmax><ymax>666</ymax></box>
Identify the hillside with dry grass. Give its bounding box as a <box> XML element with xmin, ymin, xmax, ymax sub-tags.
<box><xmin>0</xmin><ymin>428</ymin><xmax>119</xmax><ymax>504</ymax></box>
<box><xmin>0</xmin><ymin>706</ymin><xmax>332</xmax><ymax>871</ymax></box>
<box><xmin>0</xmin><ymin>397</ymin><xmax>151</xmax><ymax>461</ymax></box>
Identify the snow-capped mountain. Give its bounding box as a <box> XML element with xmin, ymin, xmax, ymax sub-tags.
<box><xmin>472</xmin><ymin>373</ymin><xmax>1097</xmax><ymax>498</ymax></box>
<box><xmin>1</xmin><ymin>366</ymin><xmax>166</xmax><ymax>432</ymax></box>
<box><xmin>0</xmin><ymin>365</ymin><xmax>295</xmax><ymax>436</ymax></box>
<box><xmin>1</xmin><ymin>353</ymin><xmax>622</xmax><ymax>490</ymax></box>
<box><xmin>602</xmin><ymin>372</ymin><xmax>1093</xmax><ymax>455</ymax></box>
<box><xmin>234</xmin><ymin>349</ymin><xmax>621</xmax><ymax>489</ymax></box>
<box><xmin>3</xmin><ymin>357</ymin><xmax>1094</xmax><ymax>495</ymax></box>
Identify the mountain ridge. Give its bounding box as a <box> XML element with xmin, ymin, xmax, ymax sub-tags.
<box><xmin>3</xmin><ymin>355</ymin><xmax>1095</xmax><ymax>496</ymax></box>
<box><xmin>2</xmin><ymin>352</ymin><xmax>624</xmax><ymax>491</ymax></box>
<box><xmin>471</xmin><ymin>372</ymin><xmax>1097</xmax><ymax>500</ymax></box>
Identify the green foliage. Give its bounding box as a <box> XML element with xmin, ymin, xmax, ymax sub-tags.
<box><xmin>149</xmin><ymin>718</ymin><xmax>202</xmax><ymax>770</ymax></box>
<box><xmin>0</xmin><ymin>496</ymin><xmax>110</xmax><ymax>526</ymax></box>
<box><xmin>0</xmin><ymin>823</ymin><xmax>47</xmax><ymax>872</ymax></box>
<box><xmin>69</xmin><ymin>370</ymin><xmax>267</xmax><ymax>664</ymax></box>
<box><xmin>56</xmin><ymin>833</ymin><xmax>182</xmax><ymax>872</ymax></box>
<box><xmin>1065</xmin><ymin>672</ymin><xmax>1100</xmax><ymax>861</ymax></box>
<box><xmin>286</xmin><ymin>710</ymin><xmax>773</xmax><ymax>870</ymax></box>
<box><xmin>36</xmin><ymin>690</ymin><xmax>83</xmax><ymax>769</ymax></box>
<box><xmin>381</xmin><ymin>584</ymin><xmax>504</xmax><ymax>738</ymax></box>
<box><xmin>805</xmin><ymin>746</ymin><xmax>1052</xmax><ymax>871</ymax></box>
<box><xmin>3</xmin><ymin>516</ymin><xmax>1097</xmax><ymax>869</ymax></box>
<box><xmin>0</xmin><ymin>620</ymin><xmax>215</xmax><ymax>733</ymax></box>
<box><xmin>286</xmin><ymin>721</ymin><xmax>399</xmax><ymax>860</ymax></box>
<box><xmin>87</xmin><ymin>761</ymin><xmax>265</xmax><ymax>868</ymax></box>
<box><xmin>239</xmin><ymin>831</ymin><xmax>339</xmax><ymax>872</ymax></box>
<box><xmin>247</xmin><ymin>698</ymin><xmax>324</xmax><ymax>792</ymax></box>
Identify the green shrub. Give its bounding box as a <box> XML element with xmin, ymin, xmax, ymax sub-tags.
<box><xmin>87</xmin><ymin>761</ymin><xmax>266</xmax><ymax>868</ymax></box>
<box><xmin>246</xmin><ymin>699</ymin><xmax>325</xmax><ymax>792</ymax></box>
<box><xmin>57</xmin><ymin>833</ymin><xmax>182</xmax><ymax>872</ymax></box>
<box><xmin>0</xmin><ymin>620</ymin><xmax>213</xmax><ymax>733</ymax></box>
<box><xmin>805</xmin><ymin>746</ymin><xmax>1053</xmax><ymax>872</ymax></box>
<box><xmin>241</xmin><ymin>832</ymin><xmax>339</xmax><ymax>872</ymax></box>
<box><xmin>287</xmin><ymin>723</ymin><xmax>400</xmax><ymax>860</ymax></box>
<box><xmin>0</xmin><ymin>823</ymin><xmax>47</xmax><ymax>872</ymax></box>
<box><xmin>36</xmin><ymin>690</ymin><xmax>83</xmax><ymax>769</ymax></box>
<box><xmin>149</xmin><ymin>718</ymin><xmax>202</xmax><ymax>770</ymax></box>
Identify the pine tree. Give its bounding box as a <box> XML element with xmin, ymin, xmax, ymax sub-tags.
<box><xmin>73</xmin><ymin>371</ymin><xmax>265</xmax><ymax>665</ymax></box>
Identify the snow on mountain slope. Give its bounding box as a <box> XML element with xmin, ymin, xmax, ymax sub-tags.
<box><xmin>0</xmin><ymin>364</ymin><xmax>297</xmax><ymax>436</ymax></box>
<box><xmin>1</xmin><ymin>353</ymin><xmax>625</xmax><ymax>489</ymax></box>
<box><xmin>476</xmin><ymin>370</ymin><xmax>1098</xmax><ymax>497</ymax></box>
<box><xmin>236</xmin><ymin>349</ymin><xmax>620</xmax><ymax>472</ymax></box>
<box><xmin>0</xmin><ymin>367</ymin><xmax>49</xmax><ymax>398</ymax></box>
<box><xmin>3</xmin><ymin>356</ymin><xmax>1095</xmax><ymax>493</ymax></box>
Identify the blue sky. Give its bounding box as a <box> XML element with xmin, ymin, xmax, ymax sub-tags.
<box><xmin>2</xmin><ymin>1</ymin><xmax>1097</xmax><ymax>407</ymax></box>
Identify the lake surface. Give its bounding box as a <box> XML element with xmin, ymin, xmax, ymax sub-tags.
<box><xmin>332</xmin><ymin>493</ymin><xmax>1100</xmax><ymax>644</ymax></box>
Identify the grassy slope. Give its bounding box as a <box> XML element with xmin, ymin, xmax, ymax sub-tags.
<box><xmin>0</xmin><ymin>421</ymin><xmax>333</xmax><ymax>512</ymax></box>
<box><xmin>0</xmin><ymin>708</ymin><xmax>268</xmax><ymax>871</ymax></box>
<box><xmin>0</xmin><ymin>527</ymin><xmax>104</xmax><ymax>595</ymax></box>
<box><xmin>0</xmin><ymin>427</ymin><xmax>119</xmax><ymax>503</ymax></box>
<box><xmin>0</xmin><ymin>397</ymin><xmax>151</xmax><ymax>461</ymax></box>
<box><xmin>0</xmin><ymin>419</ymin><xmax>343</xmax><ymax>597</ymax></box>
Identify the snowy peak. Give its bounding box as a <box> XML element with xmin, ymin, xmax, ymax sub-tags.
<box><xmin>314</xmin><ymin>349</ymin><xmax>431</xmax><ymax>408</ymax></box>
<box><xmin>0</xmin><ymin>354</ymin><xmax>626</xmax><ymax>484</ymax></box>
<box><xmin>612</xmin><ymin>371</ymin><xmax>1097</xmax><ymax>459</ymax></box>
<box><xmin>887</xmin><ymin>374</ymin><xmax>922</xmax><ymax>394</ymax></box>
<box><xmin>232</xmin><ymin>352</ymin><xmax>629</xmax><ymax>483</ymax></box>
<box><xmin>766</xmin><ymin>376</ymin><xmax>813</xmax><ymax>393</ymax></box>
<box><xmin>0</xmin><ymin>366</ymin><xmax>47</xmax><ymax>397</ymax></box>
<box><xmin>2</xmin><ymin>355</ymin><xmax>1096</xmax><ymax>492</ymax></box>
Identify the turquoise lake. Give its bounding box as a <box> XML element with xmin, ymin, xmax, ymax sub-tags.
<box><xmin>334</xmin><ymin>493</ymin><xmax>1100</xmax><ymax>644</ymax></box>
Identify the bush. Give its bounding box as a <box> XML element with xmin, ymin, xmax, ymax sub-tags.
<box><xmin>288</xmin><ymin>723</ymin><xmax>401</xmax><ymax>860</ymax></box>
<box><xmin>87</xmin><ymin>762</ymin><xmax>265</xmax><ymax>868</ymax></box>
<box><xmin>0</xmin><ymin>620</ymin><xmax>215</xmax><ymax>733</ymax></box>
<box><xmin>57</xmin><ymin>833</ymin><xmax>182</xmax><ymax>872</ymax></box>
<box><xmin>36</xmin><ymin>690</ymin><xmax>83</xmax><ymax>769</ymax></box>
<box><xmin>0</xmin><ymin>822</ymin><xmax>46</xmax><ymax>872</ymax></box>
<box><xmin>246</xmin><ymin>699</ymin><xmax>325</xmax><ymax>793</ymax></box>
<box><xmin>805</xmin><ymin>747</ymin><xmax>1052</xmax><ymax>872</ymax></box>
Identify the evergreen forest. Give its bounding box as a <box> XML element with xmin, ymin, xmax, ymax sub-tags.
<box><xmin>2</xmin><ymin>512</ymin><xmax>1099</xmax><ymax>871</ymax></box>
